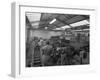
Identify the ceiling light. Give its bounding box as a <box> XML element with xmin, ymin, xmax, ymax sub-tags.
<box><xmin>53</xmin><ymin>28</ymin><xmax>64</xmax><ymax>30</ymax></box>
<box><xmin>61</xmin><ymin>25</ymin><xmax>70</xmax><ymax>29</ymax></box>
<box><xmin>49</xmin><ymin>18</ymin><xmax>56</xmax><ymax>24</ymax></box>
<box><xmin>45</xmin><ymin>27</ymin><xmax>48</xmax><ymax>29</ymax></box>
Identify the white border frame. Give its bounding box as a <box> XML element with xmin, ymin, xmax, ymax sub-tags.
<box><xmin>11</xmin><ymin>2</ymin><xmax>96</xmax><ymax>78</ymax></box>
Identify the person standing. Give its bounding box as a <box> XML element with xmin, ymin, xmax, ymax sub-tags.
<box><xmin>41</xmin><ymin>41</ymin><xmax>52</xmax><ymax>66</ymax></box>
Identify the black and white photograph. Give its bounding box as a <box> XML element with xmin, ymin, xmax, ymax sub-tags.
<box><xmin>26</xmin><ymin>12</ymin><xmax>90</xmax><ymax>67</ymax></box>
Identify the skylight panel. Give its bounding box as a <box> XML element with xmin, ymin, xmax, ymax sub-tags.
<box><xmin>70</xmin><ymin>20</ymin><xmax>89</xmax><ymax>27</ymax></box>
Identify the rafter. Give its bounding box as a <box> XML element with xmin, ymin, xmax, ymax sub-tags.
<box><xmin>55</xmin><ymin>17</ymin><xmax>73</xmax><ymax>28</ymax></box>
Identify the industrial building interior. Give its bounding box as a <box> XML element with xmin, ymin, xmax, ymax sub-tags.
<box><xmin>26</xmin><ymin>12</ymin><xmax>89</xmax><ymax>67</ymax></box>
